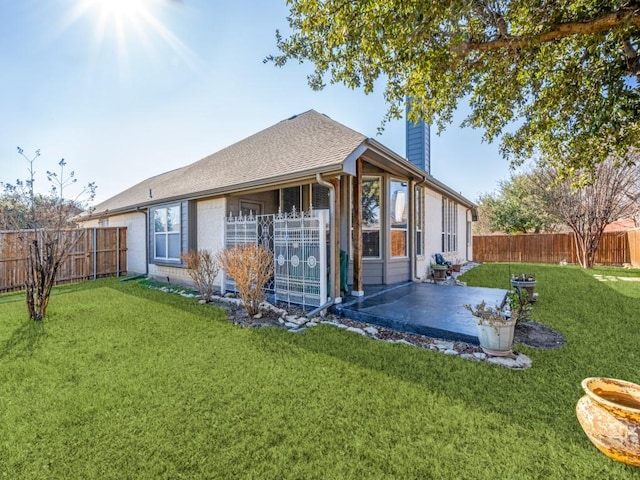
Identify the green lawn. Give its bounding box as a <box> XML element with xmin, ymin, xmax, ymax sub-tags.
<box><xmin>0</xmin><ymin>265</ymin><xmax>639</xmax><ymax>479</ymax></box>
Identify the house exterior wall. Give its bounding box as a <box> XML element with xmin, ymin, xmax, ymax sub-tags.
<box><xmin>416</xmin><ymin>189</ymin><xmax>473</xmax><ymax>278</ymax></box>
<box><xmin>80</xmin><ymin>212</ymin><xmax>147</xmax><ymax>275</ymax></box>
<box><xmin>148</xmin><ymin>197</ymin><xmax>227</xmax><ymax>287</ymax></box>
<box><xmin>197</xmin><ymin>197</ymin><xmax>226</xmax><ymax>287</ymax></box>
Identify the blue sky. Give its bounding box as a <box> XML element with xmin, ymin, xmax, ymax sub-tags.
<box><xmin>1</xmin><ymin>0</ymin><xmax>513</xmax><ymax>204</ymax></box>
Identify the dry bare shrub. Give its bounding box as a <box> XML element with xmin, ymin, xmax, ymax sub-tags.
<box><xmin>180</xmin><ymin>249</ymin><xmax>220</xmax><ymax>301</ymax></box>
<box><xmin>217</xmin><ymin>244</ymin><xmax>273</xmax><ymax>316</ymax></box>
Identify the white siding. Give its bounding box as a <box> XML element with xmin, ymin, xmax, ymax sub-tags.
<box><xmin>197</xmin><ymin>197</ymin><xmax>226</xmax><ymax>287</ymax></box>
<box><xmin>416</xmin><ymin>188</ymin><xmax>473</xmax><ymax>279</ymax></box>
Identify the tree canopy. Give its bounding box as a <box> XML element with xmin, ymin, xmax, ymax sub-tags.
<box><xmin>269</xmin><ymin>1</ymin><xmax>640</xmax><ymax>175</ymax></box>
<box><xmin>476</xmin><ymin>171</ymin><xmax>559</xmax><ymax>234</ymax></box>
<box><xmin>534</xmin><ymin>157</ymin><xmax>639</xmax><ymax>268</ymax></box>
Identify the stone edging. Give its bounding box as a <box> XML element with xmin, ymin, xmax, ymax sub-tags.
<box><xmin>147</xmin><ymin>285</ymin><xmax>532</xmax><ymax>370</ymax></box>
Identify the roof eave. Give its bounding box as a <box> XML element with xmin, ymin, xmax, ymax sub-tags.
<box><xmin>82</xmin><ymin>164</ymin><xmax>346</xmax><ymax>220</ymax></box>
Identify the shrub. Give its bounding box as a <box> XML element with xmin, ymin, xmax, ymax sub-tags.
<box><xmin>180</xmin><ymin>249</ymin><xmax>220</xmax><ymax>301</ymax></box>
<box><xmin>506</xmin><ymin>290</ymin><xmax>533</xmax><ymax>325</ymax></box>
<box><xmin>217</xmin><ymin>244</ymin><xmax>273</xmax><ymax>316</ymax></box>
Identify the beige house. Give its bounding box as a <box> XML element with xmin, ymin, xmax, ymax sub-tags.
<box><xmin>81</xmin><ymin>110</ymin><xmax>475</xmax><ymax>302</ymax></box>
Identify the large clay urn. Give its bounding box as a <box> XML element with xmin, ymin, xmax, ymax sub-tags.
<box><xmin>576</xmin><ymin>377</ymin><xmax>640</xmax><ymax>467</ymax></box>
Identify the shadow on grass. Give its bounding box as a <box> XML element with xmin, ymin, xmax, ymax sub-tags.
<box><xmin>0</xmin><ymin>320</ymin><xmax>47</xmax><ymax>360</ymax></box>
<box><xmin>105</xmin><ymin>279</ymin><xmax>229</xmax><ymax>322</ymax></box>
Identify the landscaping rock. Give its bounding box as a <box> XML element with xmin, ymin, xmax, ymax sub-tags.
<box><xmin>515</xmin><ymin>354</ymin><xmax>533</xmax><ymax>369</ymax></box>
<box><xmin>363</xmin><ymin>326</ymin><xmax>379</xmax><ymax>336</ymax></box>
<box><xmin>284</xmin><ymin>322</ymin><xmax>299</xmax><ymax>329</ymax></box>
<box><xmin>487</xmin><ymin>356</ymin><xmax>519</xmax><ymax>368</ymax></box>
<box><xmin>347</xmin><ymin>327</ymin><xmax>366</xmax><ymax>336</ymax></box>
<box><xmin>306</xmin><ymin>321</ymin><xmax>318</xmax><ymax>327</ymax></box>
<box><xmin>473</xmin><ymin>352</ymin><xmax>487</xmax><ymax>360</ymax></box>
<box><xmin>434</xmin><ymin>340</ymin><xmax>454</xmax><ymax>351</ymax></box>
<box><xmin>444</xmin><ymin>349</ymin><xmax>459</xmax><ymax>356</ymax></box>
<box><xmin>198</xmin><ymin>299</ymin><xmax>207</xmax><ymax>304</ymax></box>
<box><xmin>253</xmin><ymin>312</ymin><xmax>263</xmax><ymax>319</ymax></box>
<box><xmin>288</xmin><ymin>327</ymin><xmax>306</xmax><ymax>333</ymax></box>
<box><xmin>460</xmin><ymin>353</ymin><xmax>479</xmax><ymax>361</ymax></box>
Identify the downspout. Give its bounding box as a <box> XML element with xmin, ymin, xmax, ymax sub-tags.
<box><xmin>305</xmin><ymin>299</ymin><xmax>334</xmax><ymax>319</ymax></box>
<box><xmin>137</xmin><ymin>207</ymin><xmax>149</xmax><ymax>276</ymax></box>
<box><xmin>315</xmin><ymin>173</ymin><xmax>336</xmax><ymax>305</ymax></box>
<box><xmin>465</xmin><ymin>207</ymin><xmax>472</xmax><ymax>262</ymax></box>
<box><xmin>410</xmin><ymin>180</ymin><xmax>420</xmax><ymax>282</ymax></box>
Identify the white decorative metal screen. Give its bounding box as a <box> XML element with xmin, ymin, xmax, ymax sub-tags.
<box><xmin>224</xmin><ymin>209</ymin><xmax>327</xmax><ymax>308</ymax></box>
<box><xmin>273</xmin><ymin>209</ymin><xmax>328</xmax><ymax>307</ymax></box>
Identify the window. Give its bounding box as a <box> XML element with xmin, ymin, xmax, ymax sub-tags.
<box><xmin>362</xmin><ymin>177</ymin><xmax>381</xmax><ymax>257</ymax></box>
<box><xmin>281</xmin><ymin>186</ymin><xmax>302</xmax><ymax>213</ymax></box>
<box><xmin>153</xmin><ymin>204</ymin><xmax>181</xmax><ymax>261</ymax></box>
<box><xmin>311</xmin><ymin>183</ymin><xmax>330</xmax><ymax>209</ymax></box>
<box><xmin>390</xmin><ymin>179</ymin><xmax>408</xmax><ymax>257</ymax></box>
<box><xmin>441</xmin><ymin>197</ymin><xmax>458</xmax><ymax>253</ymax></box>
<box><xmin>415</xmin><ymin>186</ymin><xmax>423</xmax><ymax>256</ymax></box>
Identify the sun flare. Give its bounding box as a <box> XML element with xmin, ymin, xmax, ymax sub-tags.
<box><xmin>88</xmin><ymin>0</ymin><xmax>155</xmax><ymax>21</ymax></box>
<box><xmin>64</xmin><ymin>0</ymin><xmax>198</xmax><ymax>75</ymax></box>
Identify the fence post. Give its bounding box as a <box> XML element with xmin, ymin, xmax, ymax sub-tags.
<box><xmin>116</xmin><ymin>227</ymin><xmax>120</xmax><ymax>278</ymax></box>
<box><xmin>93</xmin><ymin>227</ymin><xmax>97</xmax><ymax>281</ymax></box>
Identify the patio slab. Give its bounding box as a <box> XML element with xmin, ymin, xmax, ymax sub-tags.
<box><xmin>332</xmin><ymin>282</ymin><xmax>509</xmax><ymax>344</ymax></box>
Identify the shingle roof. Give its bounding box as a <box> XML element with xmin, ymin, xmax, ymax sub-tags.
<box><xmin>91</xmin><ymin>110</ymin><xmax>367</xmax><ymax>215</ymax></box>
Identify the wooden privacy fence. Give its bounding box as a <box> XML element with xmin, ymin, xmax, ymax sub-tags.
<box><xmin>0</xmin><ymin>227</ymin><xmax>127</xmax><ymax>293</ymax></box>
<box><xmin>473</xmin><ymin>230</ymin><xmax>640</xmax><ymax>266</ymax></box>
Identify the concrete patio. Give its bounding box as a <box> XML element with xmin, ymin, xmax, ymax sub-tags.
<box><xmin>332</xmin><ymin>282</ymin><xmax>509</xmax><ymax>344</ymax></box>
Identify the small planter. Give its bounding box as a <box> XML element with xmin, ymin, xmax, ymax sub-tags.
<box><xmin>511</xmin><ymin>275</ymin><xmax>537</xmax><ymax>302</ymax></box>
<box><xmin>576</xmin><ymin>377</ymin><xmax>640</xmax><ymax>466</ymax></box>
<box><xmin>452</xmin><ymin>264</ymin><xmax>462</xmax><ymax>273</ymax></box>
<box><xmin>431</xmin><ymin>265</ymin><xmax>448</xmax><ymax>280</ymax></box>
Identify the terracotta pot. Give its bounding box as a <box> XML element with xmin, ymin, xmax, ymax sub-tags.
<box><xmin>576</xmin><ymin>377</ymin><xmax>640</xmax><ymax>467</ymax></box>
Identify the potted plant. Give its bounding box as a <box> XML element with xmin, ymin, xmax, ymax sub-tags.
<box><xmin>465</xmin><ymin>301</ymin><xmax>517</xmax><ymax>356</ymax></box>
<box><xmin>510</xmin><ymin>273</ymin><xmax>537</xmax><ymax>302</ymax></box>
<box><xmin>451</xmin><ymin>257</ymin><xmax>465</xmax><ymax>272</ymax></box>
<box><xmin>430</xmin><ymin>263</ymin><xmax>449</xmax><ymax>280</ymax></box>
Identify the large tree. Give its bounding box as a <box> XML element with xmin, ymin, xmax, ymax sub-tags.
<box><xmin>535</xmin><ymin>157</ymin><xmax>639</xmax><ymax>268</ymax></box>
<box><xmin>269</xmin><ymin>1</ymin><xmax>640</xmax><ymax>176</ymax></box>
<box><xmin>476</xmin><ymin>171</ymin><xmax>559</xmax><ymax>234</ymax></box>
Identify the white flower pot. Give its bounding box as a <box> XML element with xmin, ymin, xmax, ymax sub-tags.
<box><xmin>475</xmin><ymin>318</ymin><xmax>516</xmax><ymax>356</ymax></box>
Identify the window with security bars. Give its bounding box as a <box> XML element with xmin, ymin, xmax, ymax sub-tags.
<box><xmin>441</xmin><ymin>197</ymin><xmax>458</xmax><ymax>253</ymax></box>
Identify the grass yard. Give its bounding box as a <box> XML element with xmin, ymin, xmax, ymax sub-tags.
<box><xmin>0</xmin><ymin>264</ymin><xmax>639</xmax><ymax>479</ymax></box>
